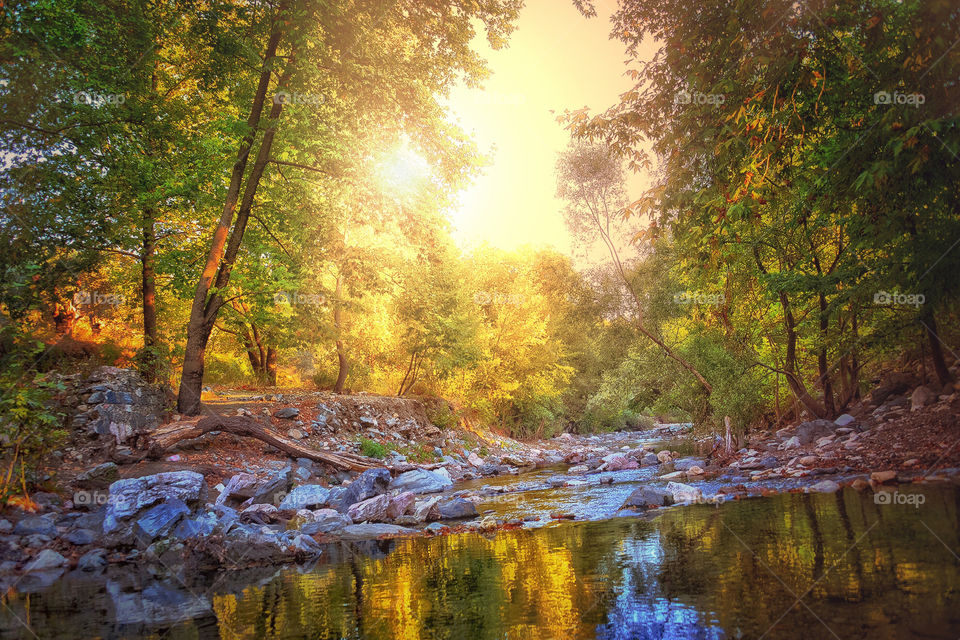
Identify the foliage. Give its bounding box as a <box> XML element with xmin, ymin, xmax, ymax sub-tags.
<box><xmin>359</xmin><ymin>438</ymin><xmax>389</xmax><ymax>460</ymax></box>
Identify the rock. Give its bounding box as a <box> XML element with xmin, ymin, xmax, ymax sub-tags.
<box><xmin>910</xmin><ymin>386</ymin><xmax>934</xmax><ymax>411</ymax></box>
<box><xmin>287</xmin><ymin>428</ymin><xmax>305</xmax><ymax>440</ymax></box>
<box><xmin>466</xmin><ymin>452</ymin><xmax>484</xmax><ymax>467</ymax></box>
<box><xmin>666</xmin><ymin>482</ymin><xmax>702</xmax><ymax>503</ymax></box>
<box><xmin>77</xmin><ymin>548</ymin><xmax>108</xmax><ymax>572</ymax></box>
<box><xmin>386</xmin><ymin>492</ymin><xmax>416</xmax><ymax>520</ymax></box>
<box><xmin>0</xmin><ymin>519</ymin><xmax>10</xmax><ymax>534</ymax></box>
<box><xmin>799</xmin><ymin>456</ymin><xmax>818</xmax><ymax>466</ymax></box>
<box><xmin>424</xmin><ymin>522</ymin><xmax>447</xmax><ymax>534</ymax></box>
<box><xmin>300</xmin><ymin>510</ymin><xmax>352</xmax><ymax>535</ymax></box>
<box><xmin>65</xmin><ymin>528</ymin><xmax>98</xmax><ymax>546</ymax></box>
<box><xmin>568</xmin><ymin>465</ymin><xmax>589</xmax><ymax>475</ymax></box>
<box><xmin>291</xmin><ymin>533</ymin><xmax>323</xmax><ymax>555</ymax></box>
<box><xmin>687</xmin><ymin>465</ymin><xmax>705</xmax><ymax>476</ymax></box>
<box><xmin>660</xmin><ymin>471</ymin><xmax>685</xmax><ymax>480</ymax></box>
<box><xmin>657</xmin><ymin>451</ymin><xmax>672</xmax><ymax>463</ymax></box>
<box><xmin>75</xmin><ymin>462</ymin><xmax>120</xmax><ymax>488</ymax></box>
<box><xmin>412</xmin><ymin>497</ymin><xmax>442</xmax><ymax>522</ymax></box>
<box><xmin>642</xmin><ymin>453</ymin><xmax>659</xmax><ymax>466</ymax></box>
<box><xmin>216</xmin><ymin>471</ymin><xmax>290</xmax><ymax>509</ymax></box>
<box><xmin>760</xmin><ymin>456</ymin><xmax>779</xmax><ymax>469</ymax></box>
<box><xmin>348</xmin><ymin>494</ymin><xmax>392</xmax><ymax>522</ymax></box>
<box><xmin>870</xmin><ymin>470</ymin><xmax>898</xmax><ymax>484</ymax></box>
<box><xmin>388</xmin><ymin>468</ymin><xmax>452</xmax><ymax>495</ymax></box>
<box><xmin>23</xmin><ymin>549</ymin><xmax>68</xmax><ymax>572</ymax></box>
<box><xmin>104</xmin><ymin>471</ymin><xmax>207</xmax><ymax>536</ymax></box>
<box><xmin>796</xmin><ymin>419</ymin><xmax>835</xmax><ymax>445</ymax></box>
<box><xmin>274</xmin><ymin>407</ymin><xmax>300</xmax><ymax>419</ymax></box>
<box><xmin>436</xmin><ymin>498</ymin><xmax>478</xmax><ymax>520</ymax></box>
<box><xmin>850</xmin><ymin>478</ymin><xmax>870</xmax><ymax>491</ymax></box>
<box><xmin>241</xmin><ymin>503</ymin><xmax>278</xmax><ymax>518</ymax></box>
<box><xmin>13</xmin><ymin>516</ymin><xmax>57</xmax><ymax>537</ymax></box>
<box><xmin>779</xmin><ymin>436</ymin><xmax>801</xmax><ymax>450</ymax></box>
<box><xmin>134</xmin><ymin>498</ymin><xmax>191</xmax><ymax>542</ymax></box>
<box><xmin>172</xmin><ymin>512</ymin><xmax>218</xmax><ymax>539</ymax></box>
<box><xmin>621</xmin><ymin>486</ymin><xmax>674</xmax><ymax>510</ymax></box>
<box><xmin>339</xmin><ymin>468</ymin><xmax>392</xmax><ymax>510</ymax></box>
<box><xmin>808</xmin><ymin>479</ymin><xmax>840</xmax><ymax>493</ymax></box>
<box><xmin>279</xmin><ymin>485</ymin><xmax>331</xmax><ymax>510</ymax></box>
<box><xmin>557</xmin><ymin>433</ymin><xmax>575</xmax><ymax>441</ymax></box>
<box><xmin>340</xmin><ymin>523</ymin><xmax>417</xmax><ymax>541</ymax></box>
<box><xmin>834</xmin><ymin>414</ymin><xmax>856</xmax><ymax>427</ymax></box>
<box><xmin>673</xmin><ymin>458</ymin><xmax>704</xmax><ymax>471</ymax></box>
<box><xmin>601</xmin><ymin>454</ymin><xmax>639</xmax><ymax>471</ymax></box>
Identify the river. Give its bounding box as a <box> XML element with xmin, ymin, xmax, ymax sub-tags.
<box><xmin>2</xmin><ymin>479</ymin><xmax>958</xmax><ymax>639</ymax></box>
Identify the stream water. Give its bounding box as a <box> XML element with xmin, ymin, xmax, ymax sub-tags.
<box><xmin>2</xmin><ymin>479</ymin><xmax>959</xmax><ymax>639</ymax></box>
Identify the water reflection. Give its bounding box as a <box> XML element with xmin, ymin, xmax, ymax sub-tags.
<box><xmin>2</xmin><ymin>484</ymin><xmax>959</xmax><ymax>639</ymax></box>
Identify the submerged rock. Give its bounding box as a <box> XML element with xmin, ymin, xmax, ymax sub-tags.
<box><xmin>621</xmin><ymin>486</ymin><xmax>674</xmax><ymax>510</ymax></box>
<box><xmin>436</xmin><ymin>498</ymin><xmax>478</xmax><ymax>519</ymax></box>
<box><xmin>340</xmin><ymin>523</ymin><xmax>417</xmax><ymax>541</ymax></box>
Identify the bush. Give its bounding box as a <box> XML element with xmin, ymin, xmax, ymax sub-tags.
<box><xmin>0</xmin><ymin>339</ymin><xmax>67</xmax><ymax>504</ymax></box>
<box><xmin>359</xmin><ymin>438</ymin><xmax>388</xmax><ymax>459</ymax></box>
<box><xmin>425</xmin><ymin>402</ymin><xmax>459</xmax><ymax>430</ymax></box>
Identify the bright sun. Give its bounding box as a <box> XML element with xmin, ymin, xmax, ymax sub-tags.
<box><xmin>376</xmin><ymin>145</ymin><xmax>430</xmax><ymax>198</ymax></box>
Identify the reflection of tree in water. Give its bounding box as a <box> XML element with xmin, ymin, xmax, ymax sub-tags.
<box><xmin>5</xmin><ymin>487</ymin><xmax>959</xmax><ymax>639</ymax></box>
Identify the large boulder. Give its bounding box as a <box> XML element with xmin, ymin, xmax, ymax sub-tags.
<box><xmin>216</xmin><ymin>471</ymin><xmax>290</xmax><ymax>509</ymax></box>
<box><xmin>278</xmin><ymin>484</ymin><xmax>330</xmax><ymax>510</ymax></box>
<box><xmin>388</xmin><ymin>468</ymin><xmax>453</xmax><ymax>494</ymax></box>
<box><xmin>796</xmin><ymin>420</ymin><xmax>835</xmax><ymax>445</ymax></box>
<box><xmin>436</xmin><ymin>498</ymin><xmax>478</xmax><ymax>520</ymax></box>
<box><xmin>103</xmin><ymin>471</ymin><xmax>207</xmax><ymax>537</ymax></box>
<box><xmin>385</xmin><ymin>492</ymin><xmax>416</xmax><ymax>520</ymax></box>
<box><xmin>134</xmin><ymin>498</ymin><xmax>191</xmax><ymax>543</ymax></box>
<box><xmin>338</xmin><ymin>468</ymin><xmax>392</xmax><ymax>510</ymax></box>
<box><xmin>621</xmin><ymin>486</ymin><xmax>674</xmax><ymax>510</ymax></box>
<box><xmin>601</xmin><ymin>454</ymin><xmax>638</xmax><ymax>471</ymax></box>
<box><xmin>347</xmin><ymin>494</ymin><xmax>392</xmax><ymax>523</ymax></box>
<box><xmin>300</xmin><ymin>510</ymin><xmax>352</xmax><ymax>535</ymax></box>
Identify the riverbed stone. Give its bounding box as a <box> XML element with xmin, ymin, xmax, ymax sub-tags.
<box><xmin>75</xmin><ymin>462</ymin><xmax>119</xmax><ymax>488</ymax></box>
<box><xmin>338</xmin><ymin>468</ymin><xmax>392</xmax><ymax>511</ymax></box>
<box><xmin>666</xmin><ymin>481</ymin><xmax>703</xmax><ymax>503</ymax></box>
<box><xmin>388</xmin><ymin>468</ymin><xmax>452</xmax><ymax>494</ymax></box>
<box><xmin>340</xmin><ymin>523</ymin><xmax>417</xmax><ymax>540</ymax></box>
<box><xmin>76</xmin><ymin>548</ymin><xmax>108</xmax><ymax>572</ymax></box>
<box><xmin>274</xmin><ymin>407</ymin><xmax>300</xmax><ymax>419</ymax></box>
<box><xmin>13</xmin><ymin>515</ymin><xmax>57</xmax><ymax>537</ymax></box>
<box><xmin>834</xmin><ymin>414</ymin><xmax>856</xmax><ymax>427</ymax></box>
<box><xmin>621</xmin><ymin>486</ymin><xmax>674</xmax><ymax>510</ymax></box>
<box><xmin>808</xmin><ymin>479</ymin><xmax>841</xmax><ymax>493</ymax></box>
<box><xmin>23</xmin><ymin>549</ymin><xmax>67</xmax><ymax>572</ymax></box>
<box><xmin>300</xmin><ymin>510</ymin><xmax>352</xmax><ymax>535</ymax></box>
<box><xmin>348</xmin><ymin>494</ymin><xmax>392</xmax><ymax>522</ymax></box>
<box><xmin>279</xmin><ymin>484</ymin><xmax>330</xmax><ymax>510</ymax></box>
<box><xmin>134</xmin><ymin>498</ymin><xmax>191</xmax><ymax>543</ymax></box>
<box><xmin>436</xmin><ymin>498</ymin><xmax>478</xmax><ymax>519</ymax></box>
<box><xmin>104</xmin><ymin>471</ymin><xmax>207</xmax><ymax>536</ymax></box>
<box><xmin>602</xmin><ymin>454</ymin><xmax>638</xmax><ymax>471</ymax></box>
<box><xmin>796</xmin><ymin>419</ymin><xmax>835</xmax><ymax>445</ymax></box>
<box><xmin>65</xmin><ymin>528</ymin><xmax>98</xmax><ymax>546</ymax></box>
<box><xmin>870</xmin><ymin>470</ymin><xmax>897</xmax><ymax>484</ymax></box>
<box><xmin>386</xmin><ymin>492</ymin><xmax>416</xmax><ymax>520</ymax></box>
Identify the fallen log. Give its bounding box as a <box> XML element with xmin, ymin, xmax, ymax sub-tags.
<box><xmin>138</xmin><ymin>415</ymin><xmax>380</xmax><ymax>472</ymax></box>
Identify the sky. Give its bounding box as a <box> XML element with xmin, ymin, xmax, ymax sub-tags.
<box><xmin>442</xmin><ymin>0</ymin><xmax>649</xmax><ymax>256</ymax></box>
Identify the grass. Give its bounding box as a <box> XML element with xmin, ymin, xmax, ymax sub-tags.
<box><xmin>359</xmin><ymin>438</ymin><xmax>389</xmax><ymax>459</ymax></box>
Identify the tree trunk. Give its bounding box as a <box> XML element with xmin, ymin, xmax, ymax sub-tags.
<box><xmin>177</xmin><ymin>25</ymin><xmax>286</xmax><ymax>415</ymax></box>
<box><xmin>141</xmin><ymin>207</ymin><xmax>159</xmax><ymax>382</ymax></box>
<box><xmin>817</xmin><ymin>292</ymin><xmax>836</xmax><ymax>416</ymax></box>
<box><xmin>923</xmin><ymin>308</ymin><xmax>953</xmax><ymax>385</ymax></box>
<box><xmin>139</xmin><ymin>416</ymin><xmax>378</xmax><ymax>471</ymax></box>
<box><xmin>333</xmin><ymin>276</ymin><xmax>349</xmax><ymax>393</ymax></box>
<box><xmin>266</xmin><ymin>347</ymin><xmax>277</xmax><ymax>386</ymax></box>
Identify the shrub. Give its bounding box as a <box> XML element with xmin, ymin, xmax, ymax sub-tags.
<box><xmin>425</xmin><ymin>402</ymin><xmax>459</xmax><ymax>430</ymax></box>
<box><xmin>359</xmin><ymin>438</ymin><xmax>388</xmax><ymax>459</ymax></box>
